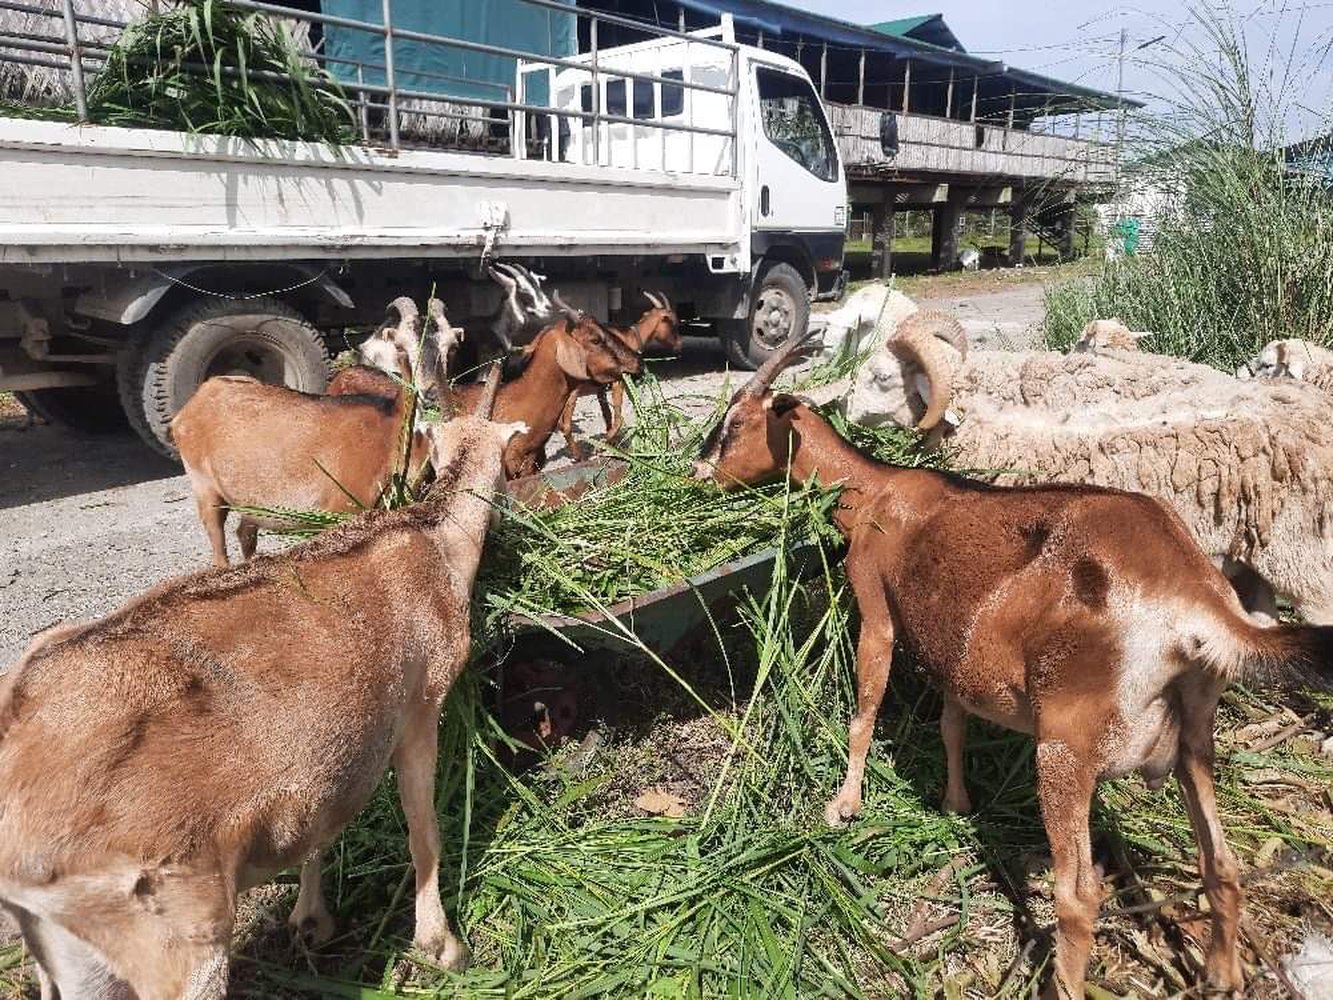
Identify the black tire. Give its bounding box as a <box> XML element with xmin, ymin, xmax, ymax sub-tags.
<box><xmin>721</xmin><ymin>262</ymin><xmax>812</xmax><ymax>370</ymax></box>
<box><xmin>117</xmin><ymin>297</ymin><xmax>329</xmax><ymax>458</ymax></box>
<box><xmin>14</xmin><ymin>382</ymin><xmax>127</xmax><ymax>433</ymax></box>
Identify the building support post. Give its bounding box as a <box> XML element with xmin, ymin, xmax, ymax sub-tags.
<box><xmin>871</xmin><ymin>198</ymin><xmax>894</xmax><ymax>279</ymax></box>
<box><xmin>820</xmin><ymin>41</ymin><xmax>828</xmax><ymax>98</ymax></box>
<box><xmin>945</xmin><ymin>67</ymin><xmax>955</xmax><ymax>120</ymax></box>
<box><xmin>1058</xmin><ymin>202</ymin><xmax>1077</xmax><ymax>261</ymax></box>
<box><xmin>970</xmin><ymin>75</ymin><xmax>979</xmax><ymax>121</ymax></box>
<box><xmin>932</xmin><ymin>196</ymin><xmax>963</xmax><ymax>272</ymax></box>
<box><xmin>902</xmin><ymin>58</ymin><xmax>911</xmax><ymax>114</ymax></box>
<box><xmin>857</xmin><ymin>49</ymin><xmax>865</xmax><ymax>106</ymax></box>
<box><xmin>1008</xmin><ymin>193</ymin><xmax>1027</xmax><ymax>266</ymax></box>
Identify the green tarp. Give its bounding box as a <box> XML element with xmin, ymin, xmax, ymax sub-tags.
<box><xmin>321</xmin><ymin>0</ymin><xmax>576</xmax><ymax>106</ymax></box>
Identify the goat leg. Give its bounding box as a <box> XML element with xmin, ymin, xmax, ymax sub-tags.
<box><xmin>558</xmin><ymin>390</ymin><xmax>588</xmax><ymax>461</ymax></box>
<box><xmin>1035</xmin><ymin>739</ymin><xmax>1101</xmax><ymax>1000</ymax></box>
<box><xmin>940</xmin><ymin>698</ymin><xmax>972</xmax><ymax>814</ymax></box>
<box><xmin>1175</xmin><ymin>701</ymin><xmax>1245</xmax><ymax>992</ymax></box>
<box><xmin>287</xmin><ymin>849</ymin><xmax>335</xmax><ymax>947</ymax></box>
<box><xmin>825</xmin><ymin>559</ymin><xmax>896</xmax><ymax>827</ymax></box>
<box><xmin>394</xmin><ymin>697</ymin><xmax>470</xmax><ymax>971</ymax></box>
<box><xmin>194</xmin><ymin>490</ymin><xmax>230</xmax><ymax>567</ymax></box>
<box><xmin>604</xmin><ymin>381</ymin><xmax>624</xmax><ymax>441</ymax></box>
<box><xmin>236</xmin><ymin>521</ymin><xmax>260</xmax><ymax>562</ymax></box>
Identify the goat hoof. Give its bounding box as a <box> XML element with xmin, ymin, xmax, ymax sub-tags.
<box><xmin>941</xmin><ymin>791</ymin><xmax>972</xmax><ymax>815</ymax></box>
<box><xmin>418</xmin><ymin>932</ymin><xmax>471</xmax><ymax>972</ymax></box>
<box><xmin>289</xmin><ymin>909</ymin><xmax>335</xmax><ymax>948</ymax></box>
<box><xmin>823</xmin><ymin>795</ymin><xmax>861</xmax><ymax>828</ymax></box>
<box><xmin>1203</xmin><ymin>959</ymin><xmax>1244</xmax><ymax>994</ymax></box>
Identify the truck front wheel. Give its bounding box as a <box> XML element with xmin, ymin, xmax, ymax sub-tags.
<box><xmin>118</xmin><ymin>297</ymin><xmax>329</xmax><ymax>458</ymax></box>
<box><xmin>720</xmin><ymin>262</ymin><xmax>811</xmax><ymax>370</ymax></box>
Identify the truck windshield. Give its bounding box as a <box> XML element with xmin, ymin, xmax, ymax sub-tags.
<box><xmin>755</xmin><ymin>67</ymin><xmax>838</xmax><ymax>183</ymax></box>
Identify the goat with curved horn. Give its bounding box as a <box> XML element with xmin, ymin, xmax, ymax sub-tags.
<box><xmin>743</xmin><ymin>325</ymin><xmax>818</xmax><ymax>396</ymax></box>
<box><xmin>552</xmin><ymin>290</ymin><xmax>583</xmax><ymax>324</ymax></box>
<box><xmin>387</xmin><ymin>296</ymin><xmax>419</xmax><ymax>323</ymax></box>
<box><xmin>475</xmin><ymin>361</ymin><xmax>503</xmax><ymax>419</ymax></box>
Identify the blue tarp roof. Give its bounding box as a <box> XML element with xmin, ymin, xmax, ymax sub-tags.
<box><xmin>320</xmin><ymin>0</ymin><xmax>576</xmax><ymax>103</ymax></box>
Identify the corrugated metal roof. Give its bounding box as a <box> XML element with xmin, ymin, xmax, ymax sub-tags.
<box><xmin>671</xmin><ymin>0</ymin><xmax>1138</xmax><ymax>111</ymax></box>
<box><xmin>869</xmin><ymin>14</ymin><xmax>963</xmax><ymax>52</ymax></box>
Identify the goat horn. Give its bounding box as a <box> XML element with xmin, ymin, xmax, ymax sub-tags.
<box><xmin>890</xmin><ymin>317</ymin><xmax>959</xmax><ymax>431</ymax></box>
<box><xmin>476</xmin><ymin>361</ymin><xmax>503</xmax><ymax>419</ymax></box>
<box><xmin>643</xmin><ymin>290</ymin><xmax>665</xmax><ymax>310</ymax></box>
<box><xmin>551</xmin><ymin>290</ymin><xmax>582</xmax><ymax>323</ymax></box>
<box><xmin>742</xmin><ymin>324</ymin><xmax>817</xmax><ymax>396</ymax></box>
<box><xmin>902</xmin><ymin>309</ymin><xmax>968</xmax><ymax>361</ymax></box>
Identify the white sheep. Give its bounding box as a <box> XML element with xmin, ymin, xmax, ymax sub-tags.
<box><xmin>808</xmin><ymin>283</ymin><xmax>923</xmax><ymax>360</ymax></box>
<box><xmin>1239</xmin><ymin>338</ymin><xmax>1333</xmax><ymax>393</ymax></box>
<box><xmin>841</xmin><ymin>313</ymin><xmax>1333</xmax><ymax>624</ymax></box>
<box><xmin>1071</xmin><ymin>318</ymin><xmax>1153</xmax><ymax>354</ymax></box>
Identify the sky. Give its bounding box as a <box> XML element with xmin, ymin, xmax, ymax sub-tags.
<box><xmin>800</xmin><ymin>0</ymin><xmax>1333</xmax><ymax>143</ymax></box>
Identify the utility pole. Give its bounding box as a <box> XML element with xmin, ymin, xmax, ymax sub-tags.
<box><xmin>1114</xmin><ymin>27</ymin><xmax>1127</xmax><ymax>181</ymax></box>
<box><xmin>1114</xmin><ymin>26</ymin><xmax>1127</xmax><ymax>222</ymax></box>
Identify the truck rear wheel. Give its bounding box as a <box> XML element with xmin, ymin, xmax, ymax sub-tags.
<box><xmin>721</xmin><ymin>262</ymin><xmax>811</xmax><ymax>370</ymax></box>
<box><xmin>118</xmin><ymin>297</ymin><xmax>329</xmax><ymax>458</ymax></box>
<box><xmin>15</xmin><ymin>382</ymin><xmax>127</xmax><ymax>433</ymax></box>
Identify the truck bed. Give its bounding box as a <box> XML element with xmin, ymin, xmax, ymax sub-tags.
<box><xmin>0</xmin><ymin>119</ymin><xmax>742</xmax><ymax>266</ymax></box>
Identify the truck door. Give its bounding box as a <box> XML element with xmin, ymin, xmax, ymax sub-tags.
<box><xmin>750</xmin><ymin>66</ymin><xmax>843</xmax><ymax>236</ymax></box>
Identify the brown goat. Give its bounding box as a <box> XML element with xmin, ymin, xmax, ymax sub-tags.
<box><xmin>452</xmin><ymin>300</ymin><xmax>641</xmax><ymax>478</ymax></box>
<box><xmin>692</xmin><ymin>333</ymin><xmax>1333</xmax><ymax>999</ymax></box>
<box><xmin>172</xmin><ymin>298</ymin><xmax>459</xmax><ymax>566</ymax></box>
<box><xmin>0</xmin><ymin>367</ymin><xmax>524</xmax><ymax>999</ymax></box>
<box><xmin>558</xmin><ymin>291</ymin><xmax>680</xmax><ymax>457</ymax></box>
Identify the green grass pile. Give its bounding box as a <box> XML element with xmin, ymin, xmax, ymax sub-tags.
<box><xmin>3</xmin><ymin>374</ymin><xmax>1329</xmax><ymax>999</ymax></box>
<box><xmin>2</xmin><ymin>0</ymin><xmax>355</xmax><ymax>143</ymax></box>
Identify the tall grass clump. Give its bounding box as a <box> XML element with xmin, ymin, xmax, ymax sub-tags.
<box><xmin>2</xmin><ymin>0</ymin><xmax>354</xmax><ymax>142</ymax></box>
<box><xmin>1044</xmin><ymin>6</ymin><xmax>1333</xmax><ymax>371</ymax></box>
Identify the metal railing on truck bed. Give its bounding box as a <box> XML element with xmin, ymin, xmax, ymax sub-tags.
<box><xmin>0</xmin><ymin>0</ymin><xmax>740</xmax><ymax>177</ymax></box>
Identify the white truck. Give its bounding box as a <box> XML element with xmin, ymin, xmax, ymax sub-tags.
<box><xmin>0</xmin><ymin>5</ymin><xmax>846</xmax><ymax>456</ymax></box>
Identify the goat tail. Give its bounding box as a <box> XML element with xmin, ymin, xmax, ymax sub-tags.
<box><xmin>1212</xmin><ymin>619</ymin><xmax>1333</xmax><ymax>692</ymax></box>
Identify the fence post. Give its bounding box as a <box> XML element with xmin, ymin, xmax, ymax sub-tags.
<box><xmin>381</xmin><ymin>0</ymin><xmax>399</xmax><ymax>149</ymax></box>
<box><xmin>59</xmin><ymin>0</ymin><xmax>88</xmax><ymax>121</ymax></box>
<box><xmin>355</xmin><ymin>65</ymin><xmax>370</xmax><ymax>142</ymax></box>
<box><xmin>590</xmin><ymin>16</ymin><xmax>600</xmax><ymax>166</ymax></box>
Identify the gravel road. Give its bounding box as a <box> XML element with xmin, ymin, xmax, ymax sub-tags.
<box><xmin>0</xmin><ymin>281</ymin><xmax>1047</xmax><ymax>665</ymax></box>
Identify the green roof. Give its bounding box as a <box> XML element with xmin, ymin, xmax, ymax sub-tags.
<box><xmin>870</xmin><ymin>15</ymin><xmax>937</xmax><ymax>37</ymax></box>
<box><xmin>869</xmin><ymin>13</ymin><xmax>962</xmax><ymax>51</ymax></box>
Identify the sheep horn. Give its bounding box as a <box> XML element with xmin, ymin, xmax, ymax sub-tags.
<box><xmin>890</xmin><ymin>316</ymin><xmax>959</xmax><ymax>431</ymax></box>
<box><xmin>552</xmin><ymin>290</ymin><xmax>583</xmax><ymax>323</ymax></box>
<box><xmin>742</xmin><ymin>325</ymin><xmax>818</xmax><ymax>396</ymax></box>
<box><xmin>475</xmin><ymin>361</ymin><xmax>503</xmax><ymax>419</ymax></box>
<box><xmin>908</xmin><ymin>309</ymin><xmax>968</xmax><ymax>361</ymax></box>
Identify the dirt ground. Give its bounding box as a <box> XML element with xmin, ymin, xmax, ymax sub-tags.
<box><xmin>0</xmin><ymin>279</ymin><xmax>1047</xmax><ymax>666</ymax></box>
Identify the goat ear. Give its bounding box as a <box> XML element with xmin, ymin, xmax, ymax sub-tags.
<box><xmin>554</xmin><ymin>337</ymin><xmax>590</xmax><ymax>380</ymax></box>
<box><xmin>766</xmin><ymin>393</ymin><xmax>802</xmax><ymax>417</ymax></box>
<box><xmin>499</xmin><ymin>420</ymin><xmax>528</xmax><ymax>444</ymax></box>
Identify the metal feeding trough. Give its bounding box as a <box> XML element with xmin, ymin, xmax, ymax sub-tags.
<box><xmin>501</xmin><ymin>458</ymin><xmax>826</xmax><ymax>654</ymax></box>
